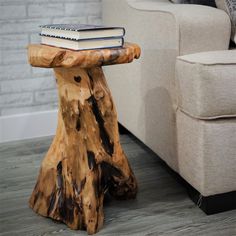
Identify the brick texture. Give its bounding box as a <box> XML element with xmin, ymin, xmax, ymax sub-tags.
<box><xmin>0</xmin><ymin>0</ymin><xmax>102</xmax><ymax>116</ymax></box>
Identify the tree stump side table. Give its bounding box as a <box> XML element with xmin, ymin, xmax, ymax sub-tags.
<box><xmin>28</xmin><ymin>43</ymin><xmax>140</xmax><ymax>234</ymax></box>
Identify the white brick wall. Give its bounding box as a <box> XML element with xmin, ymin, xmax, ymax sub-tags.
<box><xmin>0</xmin><ymin>0</ymin><xmax>102</xmax><ymax>116</ymax></box>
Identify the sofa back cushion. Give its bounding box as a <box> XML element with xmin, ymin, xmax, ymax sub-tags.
<box><xmin>170</xmin><ymin>0</ymin><xmax>216</xmax><ymax>7</ymax></box>
<box><xmin>215</xmin><ymin>0</ymin><xmax>236</xmax><ymax>44</ymax></box>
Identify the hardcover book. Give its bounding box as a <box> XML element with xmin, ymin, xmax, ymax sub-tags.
<box><xmin>41</xmin><ymin>35</ymin><xmax>124</xmax><ymax>50</ymax></box>
<box><xmin>40</xmin><ymin>24</ymin><xmax>125</xmax><ymax>40</ymax></box>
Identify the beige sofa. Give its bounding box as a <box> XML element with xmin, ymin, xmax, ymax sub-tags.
<box><xmin>102</xmin><ymin>0</ymin><xmax>236</xmax><ymax>213</ymax></box>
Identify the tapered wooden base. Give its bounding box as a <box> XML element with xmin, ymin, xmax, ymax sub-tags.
<box><xmin>29</xmin><ymin>67</ymin><xmax>138</xmax><ymax>234</ymax></box>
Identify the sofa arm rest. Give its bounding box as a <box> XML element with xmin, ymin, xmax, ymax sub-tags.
<box><xmin>103</xmin><ymin>0</ymin><xmax>231</xmax><ymax>55</ymax></box>
<box><xmin>176</xmin><ymin>50</ymin><xmax>236</xmax><ymax>119</ymax></box>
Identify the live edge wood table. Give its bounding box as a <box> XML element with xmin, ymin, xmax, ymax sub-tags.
<box><xmin>27</xmin><ymin>43</ymin><xmax>140</xmax><ymax>234</ymax></box>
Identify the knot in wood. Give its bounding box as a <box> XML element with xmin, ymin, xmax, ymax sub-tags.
<box><xmin>94</xmin><ymin>90</ymin><xmax>104</xmax><ymax>100</ymax></box>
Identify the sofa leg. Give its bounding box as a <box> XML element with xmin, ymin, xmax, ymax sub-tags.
<box><xmin>186</xmin><ymin>185</ymin><xmax>236</xmax><ymax>215</ymax></box>
<box><xmin>159</xmin><ymin>159</ymin><xmax>236</xmax><ymax>214</ymax></box>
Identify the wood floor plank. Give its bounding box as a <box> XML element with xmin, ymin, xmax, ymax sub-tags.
<box><xmin>0</xmin><ymin>134</ymin><xmax>235</xmax><ymax>236</ymax></box>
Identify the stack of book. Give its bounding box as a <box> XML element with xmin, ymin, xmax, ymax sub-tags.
<box><xmin>39</xmin><ymin>24</ymin><xmax>125</xmax><ymax>51</ymax></box>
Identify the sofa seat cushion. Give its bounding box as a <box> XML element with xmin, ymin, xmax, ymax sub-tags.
<box><xmin>177</xmin><ymin>109</ymin><xmax>236</xmax><ymax>196</ymax></box>
<box><xmin>176</xmin><ymin>50</ymin><xmax>236</xmax><ymax>119</ymax></box>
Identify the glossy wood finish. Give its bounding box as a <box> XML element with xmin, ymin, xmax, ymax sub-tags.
<box><xmin>29</xmin><ymin>67</ymin><xmax>137</xmax><ymax>234</ymax></box>
<box><xmin>0</xmin><ymin>134</ymin><xmax>236</xmax><ymax>236</ymax></box>
<box><xmin>27</xmin><ymin>44</ymin><xmax>140</xmax><ymax>234</ymax></box>
<box><xmin>28</xmin><ymin>43</ymin><xmax>141</xmax><ymax>68</ymax></box>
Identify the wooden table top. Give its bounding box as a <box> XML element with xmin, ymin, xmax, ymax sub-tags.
<box><xmin>28</xmin><ymin>43</ymin><xmax>141</xmax><ymax>69</ymax></box>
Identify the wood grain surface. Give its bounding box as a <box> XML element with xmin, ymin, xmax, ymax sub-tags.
<box><xmin>28</xmin><ymin>43</ymin><xmax>141</xmax><ymax>68</ymax></box>
<box><xmin>26</xmin><ymin>43</ymin><xmax>140</xmax><ymax>234</ymax></box>
<box><xmin>28</xmin><ymin>66</ymin><xmax>137</xmax><ymax>234</ymax></box>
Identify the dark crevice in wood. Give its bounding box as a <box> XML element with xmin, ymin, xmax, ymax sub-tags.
<box><xmin>57</xmin><ymin>161</ymin><xmax>63</xmax><ymax>189</ymax></box>
<box><xmin>74</xmin><ymin>76</ymin><xmax>82</xmax><ymax>83</ymax></box>
<box><xmin>56</xmin><ymin>161</ymin><xmax>76</xmax><ymax>224</ymax></box>
<box><xmin>87</xmin><ymin>151</ymin><xmax>96</xmax><ymax>170</ymax></box>
<box><xmin>87</xmin><ymin>73</ymin><xmax>94</xmax><ymax>90</ymax></box>
<box><xmin>72</xmin><ymin>181</ymin><xmax>78</xmax><ymax>194</ymax></box>
<box><xmin>101</xmin><ymin>162</ymin><xmax>122</xmax><ymax>178</ymax></box>
<box><xmin>87</xmin><ymin>95</ymin><xmax>114</xmax><ymax>156</ymax></box>
<box><xmin>47</xmin><ymin>190</ymin><xmax>56</xmax><ymax>215</ymax></box>
<box><xmin>59</xmin><ymin>196</ymin><xmax>74</xmax><ymax>224</ymax></box>
<box><xmin>76</xmin><ymin>117</ymin><xmax>81</xmax><ymax>131</ymax></box>
<box><xmin>80</xmin><ymin>177</ymin><xmax>86</xmax><ymax>190</ymax></box>
<box><xmin>100</xmin><ymin>162</ymin><xmax>122</xmax><ymax>192</ymax></box>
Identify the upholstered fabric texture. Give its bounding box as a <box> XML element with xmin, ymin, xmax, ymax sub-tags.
<box><xmin>176</xmin><ymin>50</ymin><xmax>236</xmax><ymax>119</ymax></box>
<box><xmin>103</xmin><ymin>0</ymin><xmax>233</xmax><ymax>196</ymax></box>
<box><xmin>103</xmin><ymin>0</ymin><xmax>230</xmax><ymax>173</ymax></box>
<box><xmin>215</xmin><ymin>0</ymin><xmax>236</xmax><ymax>43</ymax></box>
<box><xmin>177</xmin><ymin>110</ymin><xmax>236</xmax><ymax>196</ymax></box>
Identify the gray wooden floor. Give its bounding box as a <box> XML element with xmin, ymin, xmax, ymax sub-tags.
<box><xmin>0</xmin><ymin>134</ymin><xmax>235</xmax><ymax>236</ymax></box>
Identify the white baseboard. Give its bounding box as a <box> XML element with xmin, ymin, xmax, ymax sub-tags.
<box><xmin>0</xmin><ymin>110</ymin><xmax>58</xmax><ymax>143</ymax></box>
